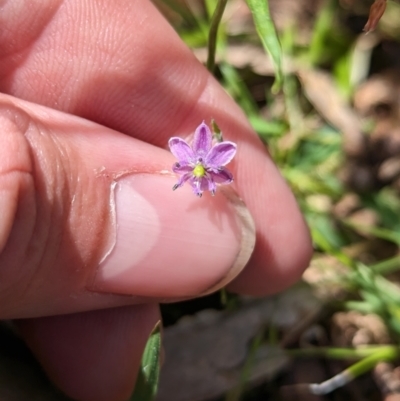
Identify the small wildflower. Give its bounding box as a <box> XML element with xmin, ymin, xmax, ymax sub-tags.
<box><xmin>168</xmin><ymin>121</ymin><xmax>237</xmax><ymax>197</ymax></box>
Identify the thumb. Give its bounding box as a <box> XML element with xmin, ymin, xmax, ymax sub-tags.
<box><xmin>0</xmin><ymin>94</ymin><xmax>255</xmax><ymax>318</ymax></box>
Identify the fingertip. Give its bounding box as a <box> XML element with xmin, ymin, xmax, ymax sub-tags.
<box><xmin>227</xmin><ymin>195</ymin><xmax>313</xmax><ymax>296</ymax></box>
<box><xmin>92</xmin><ymin>174</ymin><xmax>254</xmax><ymax>298</ymax></box>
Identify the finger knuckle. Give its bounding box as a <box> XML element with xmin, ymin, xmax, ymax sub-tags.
<box><xmin>0</xmin><ymin>103</ymin><xmax>40</xmax><ymax>315</ymax></box>
<box><xmin>0</xmin><ymin>102</ymin><xmax>71</xmax><ymax>317</ymax></box>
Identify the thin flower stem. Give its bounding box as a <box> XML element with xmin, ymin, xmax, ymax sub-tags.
<box><xmin>207</xmin><ymin>0</ymin><xmax>228</xmax><ymax>73</ymax></box>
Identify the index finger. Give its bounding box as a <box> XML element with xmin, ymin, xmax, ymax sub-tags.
<box><xmin>0</xmin><ymin>0</ymin><xmax>312</xmax><ymax>294</ymax></box>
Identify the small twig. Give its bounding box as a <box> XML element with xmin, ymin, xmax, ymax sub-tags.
<box><xmin>207</xmin><ymin>0</ymin><xmax>228</xmax><ymax>73</ymax></box>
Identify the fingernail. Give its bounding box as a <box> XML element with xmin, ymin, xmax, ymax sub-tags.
<box><xmin>90</xmin><ymin>173</ymin><xmax>255</xmax><ymax>298</ymax></box>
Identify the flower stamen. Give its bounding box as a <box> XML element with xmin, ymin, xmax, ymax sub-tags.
<box><xmin>193</xmin><ymin>164</ymin><xmax>206</xmax><ymax>177</ymax></box>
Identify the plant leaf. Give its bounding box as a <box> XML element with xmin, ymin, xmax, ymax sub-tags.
<box><xmin>245</xmin><ymin>0</ymin><xmax>283</xmax><ymax>92</ymax></box>
<box><xmin>130</xmin><ymin>321</ymin><xmax>162</xmax><ymax>401</ymax></box>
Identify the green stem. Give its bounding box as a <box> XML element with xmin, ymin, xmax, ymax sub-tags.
<box><xmin>346</xmin><ymin>347</ymin><xmax>398</xmax><ymax>377</ymax></box>
<box><xmin>207</xmin><ymin>0</ymin><xmax>228</xmax><ymax>73</ymax></box>
<box><xmin>309</xmin><ymin>371</ymin><xmax>352</xmax><ymax>395</ymax></box>
<box><xmin>305</xmin><ymin>346</ymin><xmax>400</xmax><ymax>396</ymax></box>
<box><xmin>287</xmin><ymin>345</ymin><xmax>398</xmax><ymax>360</ymax></box>
<box><xmin>225</xmin><ymin>330</ymin><xmax>264</xmax><ymax>401</ymax></box>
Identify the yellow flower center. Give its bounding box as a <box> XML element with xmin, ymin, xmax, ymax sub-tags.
<box><xmin>193</xmin><ymin>164</ymin><xmax>206</xmax><ymax>177</ymax></box>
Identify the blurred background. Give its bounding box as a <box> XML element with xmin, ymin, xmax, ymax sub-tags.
<box><xmin>155</xmin><ymin>1</ymin><xmax>400</xmax><ymax>400</ymax></box>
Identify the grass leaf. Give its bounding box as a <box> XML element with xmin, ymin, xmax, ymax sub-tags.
<box><xmin>245</xmin><ymin>0</ymin><xmax>283</xmax><ymax>92</ymax></box>
<box><xmin>130</xmin><ymin>321</ymin><xmax>162</xmax><ymax>401</ymax></box>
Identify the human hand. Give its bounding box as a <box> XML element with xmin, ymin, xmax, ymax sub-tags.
<box><xmin>0</xmin><ymin>1</ymin><xmax>312</xmax><ymax>400</ymax></box>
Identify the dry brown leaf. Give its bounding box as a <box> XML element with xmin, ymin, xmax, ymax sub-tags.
<box><xmin>331</xmin><ymin>311</ymin><xmax>390</xmax><ymax>347</ymax></box>
<box><xmin>157</xmin><ymin>286</ymin><xmax>322</xmax><ymax>401</ymax></box>
<box><xmin>298</xmin><ymin>69</ymin><xmax>366</xmax><ymax>157</ymax></box>
<box><xmin>364</xmin><ymin>0</ymin><xmax>387</xmax><ymax>32</ymax></box>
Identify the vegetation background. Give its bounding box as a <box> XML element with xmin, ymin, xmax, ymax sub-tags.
<box><xmin>155</xmin><ymin>1</ymin><xmax>400</xmax><ymax>400</ymax></box>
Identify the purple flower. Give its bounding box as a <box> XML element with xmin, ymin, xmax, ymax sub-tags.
<box><xmin>168</xmin><ymin>121</ymin><xmax>237</xmax><ymax>197</ymax></box>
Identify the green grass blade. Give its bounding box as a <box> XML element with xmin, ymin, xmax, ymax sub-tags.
<box><xmin>308</xmin><ymin>0</ymin><xmax>335</xmax><ymax>66</ymax></box>
<box><xmin>370</xmin><ymin>255</ymin><xmax>400</xmax><ymax>275</ymax></box>
<box><xmin>346</xmin><ymin>347</ymin><xmax>399</xmax><ymax>378</ymax></box>
<box><xmin>159</xmin><ymin>0</ymin><xmax>197</xmax><ymax>26</ymax></box>
<box><xmin>220</xmin><ymin>62</ymin><xmax>259</xmax><ymax>116</ymax></box>
<box><xmin>245</xmin><ymin>0</ymin><xmax>283</xmax><ymax>92</ymax></box>
<box><xmin>343</xmin><ymin>219</ymin><xmax>400</xmax><ymax>245</ymax></box>
<box><xmin>130</xmin><ymin>321</ymin><xmax>162</xmax><ymax>401</ymax></box>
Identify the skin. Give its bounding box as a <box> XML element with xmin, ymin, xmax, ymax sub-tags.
<box><xmin>0</xmin><ymin>1</ymin><xmax>313</xmax><ymax>400</ymax></box>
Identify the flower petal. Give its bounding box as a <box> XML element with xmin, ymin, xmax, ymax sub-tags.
<box><xmin>209</xmin><ymin>167</ymin><xmax>234</xmax><ymax>184</ymax></box>
<box><xmin>205</xmin><ymin>175</ymin><xmax>217</xmax><ymax>195</ymax></box>
<box><xmin>168</xmin><ymin>137</ymin><xmax>194</xmax><ymax>163</ymax></box>
<box><xmin>189</xmin><ymin>177</ymin><xmax>202</xmax><ymax>197</ymax></box>
<box><xmin>205</xmin><ymin>141</ymin><xmax>237</xmax><ymax>167</ymax></box>
<box><xmin>172</xmin><ymin>163</ymin><xmax>193</xmax><ymax>174</ymax></box>
<box><xmin>172</xmin><ymin>172</ymin><xmax>192</xmax><ymax>190</ymax></box>
<box><xmin>192</xmin><ymin>122</ymin><xmax>212</xmax><ymax>157</ymax></box>
<box><xmin>200</xmin><ymin>176</ymin><xmax>213</xmax><ymax>192</ymax></box>
<box><xmin>189</xmin><ymin>176</ymin><xmax>211</xmax><ymax>197</ymax></box>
